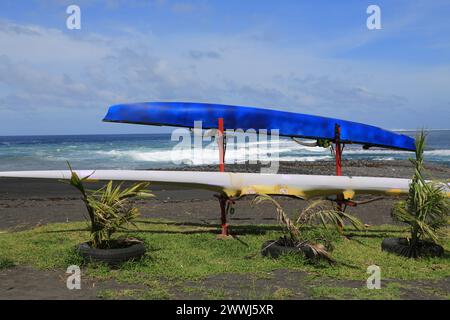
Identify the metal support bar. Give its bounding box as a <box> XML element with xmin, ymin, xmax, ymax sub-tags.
<box><xmin>335</xmin><ymin>124</ymin><xmax>342</xmax><ymax>177</ymax></box>
<box><xmin>219</xmin><ymin>195</ymin><xmax>229</xmax><ymax>236</ymax></box>
<box><xmin>216</xmin><ymin>118</ymin><xmax>230</xmax><ymax>237</ymax></box>
<box><xmin>334</xmin><ymin>124</ymin><xmax>345</xmax><ymax>228</ymax></box>
<box><xmin>218</xmin><ymin>118</ymin><xmax>225</xmax><ymax>173</ymax></box>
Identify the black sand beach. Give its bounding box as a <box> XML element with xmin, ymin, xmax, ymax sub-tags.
<box><xmin>1</xmin><ymin>160</ymin><xmax>449</xmax><ymax>231</ymax></box>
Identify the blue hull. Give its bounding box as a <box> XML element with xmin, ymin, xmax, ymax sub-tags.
<box><xmin>103</xmin><ymin>102</ymin><xmax>416</xmax><ymax>151</ymax></box>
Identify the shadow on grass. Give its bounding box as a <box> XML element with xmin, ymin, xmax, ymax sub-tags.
<box><xmin>136</xmin><ymin>220</ymin><xmax>283</xmax><ymax>234</ymax></box>
<box><xmin>334</xmin><ymin>260</ymin><xmax>360</xmax><ymax>269</ymax></box>
<box><xmin>136</xmin><ymin>220</ymin><xmax>213</xmax><ymax>227</ymax></box>
<box><xmin>40</xmin><ymin>228</ymin><xmax>90</xmax><ymax>234</ymax></box>
<box><xmin>343</xmin><ymin>227</ymin><xmax>407</xmax><ymax>240</ymax></box>
<box><xmin>0</xmin><ymin>257</ymin><xmax>15</xmax><ymax>270</ymax></box>
<box><xmin>136</xmin><ymin>219</ymin><xmax>276</xmax><ymax>227</ymax></box>
<box><xmin>344</xmin><ymin>228</ymin><xmax>407</xmax><ymax>234</ymax></box>
<box><xmin>38</xmin><ymin>223</ymin><xmax>283</xmax><ymax>236</ymax></box>
<box><xmin>345</xmin><ymin>233</ymin><xmax>396</xmax><ymax>239</ymax></box>
<box><xmin>128</xmin><ymin>225</ymin><xmax>282</xmax><ymax>236</ymax></box>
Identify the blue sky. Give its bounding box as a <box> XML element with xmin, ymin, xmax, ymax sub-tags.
<box><xmin>0</xmin><ymin>0</ymin><xmax>449</xmax><ymax>135</ymax></box>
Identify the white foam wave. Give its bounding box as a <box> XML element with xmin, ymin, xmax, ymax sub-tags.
<box><xmin>229</xmin><ymin>139</ymin><xmax>327</xmax><ymax>153</ymax></box>
<box><xmin>280</xmin><ymin>155</ymin><xmax>333</xmax><ymax>162</ymax></box>
<box><xmin>95</xmin><ymin>147</ymin><xmax>450</xmax><ymax>165</ymax></box>
<box><xmin>96</xmin><ymin>147</ymin><xmax>332</xmax><ymax>165</ymax></box>
<box><xmin>343</xmin><ymin>149</ymin><xmax>450</xmax><ymax>156</ymax></box>
<box><xmin>373</xmin><ymin>157</ymin><xmax>395</xmax><ymax>161</ymax></box>
<box><xmin>425</xmin><ymin>149</ymin><xmax>450</xmax><ymax>156</ymax></box>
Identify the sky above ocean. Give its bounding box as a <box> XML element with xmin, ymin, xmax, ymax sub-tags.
<box><xmin>0</xmin><ymin>1</ymin><xmax>449</xmax><ymax>135</ymax></box>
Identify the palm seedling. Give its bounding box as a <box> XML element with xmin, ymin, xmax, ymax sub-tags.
<box><xmin>66</xmin><ymin>164</ymin><xmax>153</xmax><ymax>248</ymax></box>
<box><xmin>296</xmin><ymin>199</ymin><xmax>364</xmax><ymax>231</ymax></box>
<box><xmin>253</xmin><ymin>195</ymin><xmax>347</xmax><ymax>264</ymax></box>
<box><xmin>391</xmin><ymin>131</ymin><xmax>449</xmax><ymax>258</ymax></box>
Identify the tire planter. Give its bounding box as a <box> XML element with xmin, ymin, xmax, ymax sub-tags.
<box><xmin>77</xmin><ymin>241</ymin><xmax>146</xmax><ymax>266</ymax></box>
<box><xmin>261</xmin><ymin>240</ymin><xmax>316</xmax><ymax>260</ymax></box>
<box><xmin>381</xmin><ymin>237</ymin><xmax>444</xmax><ymax>258</ymax></box>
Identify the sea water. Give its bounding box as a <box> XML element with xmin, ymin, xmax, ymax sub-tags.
<box><xmin>0</xmin><ymin>130</ymin><xmax>449</xmax><ymax>170</ymax></box>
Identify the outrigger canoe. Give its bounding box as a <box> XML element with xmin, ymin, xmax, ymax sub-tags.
<box><xmin>1</xmin><ymin>170</ymin><xmax>448</xmax><ymax>199</ymax></box>
<box><xmin>103</xmin><ymin>102</ymin><xmax>416</xmax><ymax>151</ymax></box>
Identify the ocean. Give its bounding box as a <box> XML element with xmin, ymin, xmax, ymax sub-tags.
<box><xmin>0</xmin><ymin>130</ymin><xmax>449</xmax><ymax>171</ymax></box>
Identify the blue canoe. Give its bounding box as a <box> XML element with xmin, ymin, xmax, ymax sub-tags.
<box><xmin>103</xmin><ymin>102</ymin><xmax>416</xmax><ymax>151</ymax></box>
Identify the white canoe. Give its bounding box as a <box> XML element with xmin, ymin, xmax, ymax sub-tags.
<box><xmin>1</xmin><ymin>170</ymin><xmax>448</xmax><ymax>199</ymax></box>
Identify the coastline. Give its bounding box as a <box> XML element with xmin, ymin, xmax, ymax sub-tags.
<box><xmin>158</xmin><ymin>159</ymin><xmax>450</xmax><ymax>177</ymax></box>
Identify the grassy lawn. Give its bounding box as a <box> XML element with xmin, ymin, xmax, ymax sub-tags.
<box><xmin>0</xmin><ymin>219</ymin><xmax>449</xmax><ymax>299</ymax></box>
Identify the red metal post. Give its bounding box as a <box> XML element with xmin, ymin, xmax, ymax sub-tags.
<box><xmin>217</xmin><ymin>118</ymin><xmax>229</xmax><ymax>237</ymax></box>
<box><xmin>219</xmin><ymin>196</ymin><xmax>229</xmax><ymax>236</ymax></box>
<box><xmin>335</xmin><ymin>124</ymin><xmax>342</xmax><ymax>176</ymax></box>
<box><xmin>334</xmin><ymin>124</ymin><xmax>344</xmax><ymax>228</ymax></box>
<box><xmin>218</xmin><ymin>118</ymin><xmax>225</xmax><ymax>172</ymax></box>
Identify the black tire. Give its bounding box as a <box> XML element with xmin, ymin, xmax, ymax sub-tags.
<box><xmin>381</xmin><ymin>238</ymin><xmax>410</xmax><ymax>257</ymax></box>
<box><xmin>77</xmin><ymin>242</ymin><xmax>146</xmax><ymax>266</ymax></box>
<box><xmin>261</xmin><ymin>240</ymin><xmax>314</xmax><ymax>259</ymax></box>
<box><xmin>381</xmin><ymin>237</ymin><xmax>444</xmax><ymax>258</ymax></box>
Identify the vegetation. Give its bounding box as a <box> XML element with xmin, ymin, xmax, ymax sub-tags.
<box><xmin>297</xmin><ymin>199</ymin><xmax>364</xmax><ymax>231</ymax></box>
<box><xmin>253</xmin><ymin>195</ymin><xmax>362</xmax><ymax>264</ymax></box>
<box><xmin>66</xmin><ymin>165</ymin><xmax>153</xmax><ymax>248</ymax></box>
<box><xmin>309</xmin><ymin>283</ymin><xmax>404</xmax><ymax>300</ymax></box>
<box><xmin>0</xmin><ymin>257</ymin><xmax>15</xmax><ymax>270</ymax></box>
<box><xmin>0</xmin><ymin>139</ymin><xmax>448</xmax><ymax>299</ymax></box>
<box><xmin>391</xmin><ymin>131</ymin><xmax>449</xmax><ymax>257</ymax></box>
<box><xmin>252</xmin><ymin>194</ymin><xmax>363</xmax><ymax>262</ymax></box>
<box><xmin>0</xmin><ymin>220</ymin><xmax>449</xmax><ymax>299</ymax></box>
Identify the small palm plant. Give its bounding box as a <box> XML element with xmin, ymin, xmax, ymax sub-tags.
<box><xmin>297</xmin><ymin>199</ymin><xmax>364</xmax><ymax>231</ymax></box>
<box><xmin>253</xmin><ymin>194</ymin><xmax>364</xmax><ymax>264</ymax></box>
<box><xmin>390</xmin><ymin>131</ymin><xmax>449</xmax><ymax>258</ymax></box>
<box><xmin>252</xmin><ymin>194</ymin><xmax>335</xmax><ymax>264</ymax></box>
<box><xmin>67</xmin><ymin>165</ymin><xmax>153</xmax><ymax>249</ymax></box>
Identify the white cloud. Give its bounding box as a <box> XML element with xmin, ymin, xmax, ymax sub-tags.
<box><xmin>0</xmin><ymin>18</ymin><xmax>449</xmax><ymax>134</ymax></box>
<box><xmin>0</xmin><ymin>20</ymin><xmax>110</xmax><ymax>65</ymax></box>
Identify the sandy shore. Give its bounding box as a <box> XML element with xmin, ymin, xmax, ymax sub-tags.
<box><xmin>0</xmin><ymin>160</ymin><xmax>449</xmax><ymax>231</ymax></box>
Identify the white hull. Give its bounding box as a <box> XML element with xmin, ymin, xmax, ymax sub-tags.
<box><xmin>2</xmin><ymin>170</ymin><xmax>448</xmax><ymax>199</ymax></box>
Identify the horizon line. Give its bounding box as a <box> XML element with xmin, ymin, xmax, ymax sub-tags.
<box><xmin>1</xmin><ymin>128</ymin><xmax>450</xmax><ymax>137</ymax></box>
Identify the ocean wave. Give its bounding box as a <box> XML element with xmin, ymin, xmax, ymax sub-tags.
<box><xmin>342</xmin><ymin>149</ymin><xmax>450</xmax><ymax>156</ymax></box>
<box><xmin>373</xmin><ymin>157</ymin><xmax>395</xmax><ymax>161</ymax></box>
<box><xmin>279</xmin><ymin>155</ymin><xmax>333</xmax><ymax>162</ymax></box>
<box><xmin>224</xmin><ymin>139</ymin><xmax>327</xmax><ymax>153</ymax></box>
<box><xmin>95</xmin><ymin>148</ymin><xmax>334</xmax><ymax>164</ymax></box>
<box><xmin>1</xmin><ymin>133</ymin><xmax>449</xmax><ymax>171</ymax></box>
<box><xmin>425</xmin><ymin>149</ymin><xmax>450</xmax><ymax>156</ymax></box>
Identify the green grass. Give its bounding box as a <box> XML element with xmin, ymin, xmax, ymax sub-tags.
<box><xmin>0</xmin><ymin>219</ymin><xmax>449</xmax><ymax>299</ymax></box>
<box><xmin>97</xmin><ymin>289</ymin><xmax>142</xmax><ymax>300</ymax></box>
<box><xmin>413</xmin><ymin>285</ymin><xmax>450</xmax><ymax>300</ymax></box>
<box><xmin>272</xmin><ymin>288</ymin><xmax>296</xmax><ymax>299</ymax></box>
<box><xmin>310</xmin><ymin>283</ymin><xmax>404</xmax><ymax>300</ymax></box>
<box><xmin>0</xmin><ymin>257</ymin><xmax>15</xmax><ymax>269</ymax></box>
